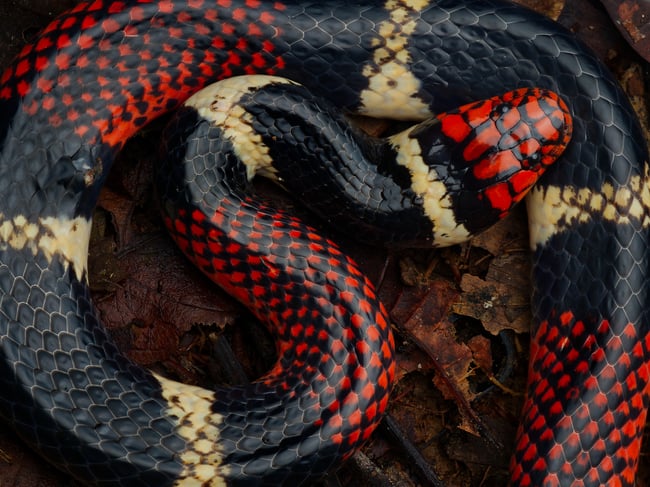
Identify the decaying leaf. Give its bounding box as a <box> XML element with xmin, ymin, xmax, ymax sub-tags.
<box><xmin>600</xmin><ymin>0</ymin><xmax>650</xmax><ymax>62</ymax></box>
<box><xmin>93</xmin><ymin>236</ymin><xmax>240</xmax><ymax>368</ymax></box>
<box><xmin>452</xmin><ymin>252</ymin><xmax>531</xmax><ymax>335</ymax></box>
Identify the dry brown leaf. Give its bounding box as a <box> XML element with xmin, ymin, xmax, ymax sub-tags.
<box><xmin>467</xmin><ymin>334</ymin><xmax>493</xmax><ymax>375</ymax></box>
<box><xmin>394</xmin><ymin>279</ymin><xmax>489</xmax><ymax>437</ymax></box>
<box><xmin>93</xmin><ymin>236</ymin><xmax>240</xmax><ymax>370</ymax></box>
<box><xmin>452</xmin><ymin>252</ymin><xmax>531</xmax><ymax>335</ymax></box>
<box><xmin>600</xmin><ymin>0</ymin><xmax>650</xmax><ymax>62</ymax></box>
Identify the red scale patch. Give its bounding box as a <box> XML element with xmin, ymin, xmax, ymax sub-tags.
<box><xmin>0</xmin><ymin>0</ymin><xmax>398</xmax><ymax>480</ymax></box>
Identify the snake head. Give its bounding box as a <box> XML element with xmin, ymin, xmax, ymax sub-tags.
<box><xmin>391</xmin><ymin>88</ymin><xmax>573</xmax><ymax>244</ymax></box>
<box><xmin>442</xmin><ymin>87</ymin><xmax>573</xmax><ymax>214</ymax></box>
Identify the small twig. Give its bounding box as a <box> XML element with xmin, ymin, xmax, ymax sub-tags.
<box><xmin>381</xmin><ymin>414</ymin><xmax>446</xmax><ymax>487</ymax></box>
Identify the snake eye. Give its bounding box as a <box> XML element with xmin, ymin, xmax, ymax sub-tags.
<box><xmin>525</xmin><ymin>152</ymin><xmax>541</xmax><ymax>168</ymax></box>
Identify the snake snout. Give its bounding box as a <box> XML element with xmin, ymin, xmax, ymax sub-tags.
<box><xmin>499</xmin><ymin>88</ymin><xmax>573</xmax><ymax>166</ymax></box>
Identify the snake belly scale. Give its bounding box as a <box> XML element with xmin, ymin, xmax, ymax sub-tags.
<box><xmin>0</xmin><ymin>0</ymin><xmax>649</xmax><ymax>486</ymax></box>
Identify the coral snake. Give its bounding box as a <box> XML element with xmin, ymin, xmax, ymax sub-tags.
<box><xmin>0</xmin><ymin>0</ymin><xmax>647</xmax><ymax>485</ymax></box>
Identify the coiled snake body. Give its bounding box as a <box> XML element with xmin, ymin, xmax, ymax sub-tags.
<box><xmin>0</xmin><ymin>0</ymin><xmax>648</xmax><ymax>486</ymax></box>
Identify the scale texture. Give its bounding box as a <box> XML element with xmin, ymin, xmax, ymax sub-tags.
<box><xmin>0</xmin><ymin>0</ymin><xmax>648</xmax><ymax>486</ymax></box>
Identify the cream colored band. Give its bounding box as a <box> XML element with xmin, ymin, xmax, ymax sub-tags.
<box><xmin>358</xmin><ymin>0</ymin><xmax>433</xmax><ymax>120</ymax></box>
<box><xmin>154</xmin><ymin>374</ymin><xmax>229</xmax><ymax>486</ymax></box>
<box><xmin>184</xmin><ymin>75</ymin><xmax>299</xmax><ymax>181</ymax></box>
<box><xmin>389</xmin><ymin>128</ymin><xmax>471</xmax><ymax>246</ymax></box>
<box><xmin>526</xmin><ymin>165</ymin><xmax>650</xmax><ymax>248</ymax></box>
<box><xmin>0</xmin><ymin>214</ymin><xmax>91</xmax><ymax>280</ymax></box>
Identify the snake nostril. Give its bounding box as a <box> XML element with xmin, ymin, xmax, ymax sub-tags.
<box><xmin>491</xmin><ymin>103</ymin><xmax>510</xmax><ymax>119</ymax></box>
